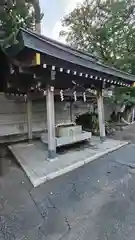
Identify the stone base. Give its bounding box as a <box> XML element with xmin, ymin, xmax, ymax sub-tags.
<box><xmin>48</xmin><ymin>150</ymin><xmax>57</xmax><ymax>161</ymax></box>
<box><xmin>100</xmin><ymin>136</ymin><xmax>106</xmax><ymax>142</ymax></box>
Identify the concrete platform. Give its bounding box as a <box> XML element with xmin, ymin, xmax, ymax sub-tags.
<box><xmin>9</xmin><ymin>137</ymin><xmax>129</xmax><ymax>187</ymax></box>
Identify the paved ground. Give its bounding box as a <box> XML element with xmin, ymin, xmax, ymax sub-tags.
<box><xmin>111</xmin><ymin>122</ymin><xmax>135</xmax><ymax>142</ymax></box>
<box><xmin>1</xmin><ymin>124</ymin><xmax>135</xmax><ymax>239</ymax></box>
<box><xmin>9</xmin><ymin>137</ymin><xmax>128</xmax><ymax>187</ymax></box>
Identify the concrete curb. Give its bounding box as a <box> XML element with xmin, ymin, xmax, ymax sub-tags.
<box><xmin>34</xmin><ymin>141</ymin><xmax>129</xmax><ymax>187</ymax></box>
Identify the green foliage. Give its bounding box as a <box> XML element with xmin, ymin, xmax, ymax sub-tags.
<box><xmin>76</xmin><ymin>112</ymin><xmax>99</xmax><ymax>133</ymax></box>
<box><xmin>111</xmin><ymin>87</ymin><xmax>135</xmax><ymax>107</ymax></box>
<box><xmin>61</xmin><ymin>0</ymin><xmax>135</xmax><ymax>74</ymax></box>
<box><xmin>0</xmin><ymin>0</ymin><xmax>42</xmax><ymax>43</ymax></box>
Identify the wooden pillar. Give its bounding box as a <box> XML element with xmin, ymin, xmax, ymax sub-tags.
<box><xmin>46</xmin><ymin>86</ymin><xmax>56</xmax><ymax>159</ymax></box>
<box><xmin>70</xmin><ymin>101</ymin><xmax>73</xmax><ymax>122</ymax></box>
<box><xmin>97</xmin><ymin>90</ymin><xmax>106</xmax><ymax>141</ymax></box>
<box><xmin>26</xmin><ymin>0</ymin><xmax>40</xmax><ymax>143</ymax></box>
<box><xmin>26</xmin><ymin>94</ymin><xmax>32</xmax><ymax>142</ymax></box>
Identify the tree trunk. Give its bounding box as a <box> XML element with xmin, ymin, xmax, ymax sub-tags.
<box><xmin>35</xmin><ymin>22</ymin><xmax>41</xmax><ymax>33</ymax></box>
<box><xmin>127</xmin><ymin>111</ymin><xmax>132</xmax><ymax>122</ymax></box>
<box><xmin>127</xmin><ymin>106</ymin><xmax>134</xmax><ymax>123</ymax></box>
<box><xmin>34</xmin><ymin>0</ymin><xmax>41</xmax><ymax>33</ymax></box>
<box><xmin>124</xmin><ymin>106</ymin><xmax>135</xmax><ymax>123</ymax></box>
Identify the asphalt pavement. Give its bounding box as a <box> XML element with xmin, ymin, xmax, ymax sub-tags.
<box><xmin>1</xmin><ymin>125</ymin><xmax>135</xmax><ymax>239</ymax></box>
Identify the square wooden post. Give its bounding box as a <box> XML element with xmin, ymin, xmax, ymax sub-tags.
<box><xmin>97</xmin><ymin>90</ymin><xmax>106</xmax><ymax>141</ymax></box>
<box><xmin>46</xmin><ymin>85</ymin><xmax>57</xmax><ymax>159</ymax></box>
<box><xmin>26</xmin><ymin>94</ymin><xmax>33</xmax><ymax>142</ymax></box>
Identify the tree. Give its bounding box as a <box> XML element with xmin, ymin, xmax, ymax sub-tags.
<box><xmin>108</xmin><ymin>86</ymin><xmax>135</xmax><ymax>122</ymax></box>
<box><xmin>61</xmin><ymin>0</ymin><xmax>135</xmax><ymax>123</ymax></box>
<box><xmin>61</xmin><ymin>0</ymin><xmax>135</xmax><ymax>74</ymax></box>
<box><xmin>0</xmin><ymin>0</ymin><xmax>42</xmax><ymax>43</ymax></box>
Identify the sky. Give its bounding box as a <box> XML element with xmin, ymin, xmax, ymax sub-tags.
<box><xmin>39</xmin><ymin>0</ymin><xmax>83</xmax><ymax>41</ymax></box>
